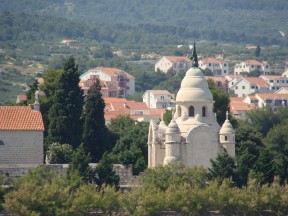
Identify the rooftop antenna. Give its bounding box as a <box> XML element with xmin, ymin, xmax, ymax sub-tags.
<box><xmin>190</xmin><ymin>41</ymin><xmax>198</xmax><ymax>68</ymax></box>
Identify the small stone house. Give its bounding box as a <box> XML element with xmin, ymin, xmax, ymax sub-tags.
<box><xmin>0</xmin><ymin>106</ymin><xmax>44</xmax><ymax>164</ymax></box>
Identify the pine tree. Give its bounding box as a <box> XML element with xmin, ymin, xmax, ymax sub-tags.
<box><xmin>46</xmin><ymin>56</ymin><xmax>84</xmax><ymax>149</ymax></box>
<box><xmin>82</xmin><ymin>79</ymin><xmax>110</xmax><ymax>162</ymax></box>
<box><xmin>255</xmin><ymin>45</ymin><xmax>261</xmax><ymax>57</ymax></box>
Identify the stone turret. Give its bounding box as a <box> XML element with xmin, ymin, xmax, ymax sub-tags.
<box><xmin>163</xmin><ymin>119</ymin><xmax>181</xmax><ymax>165</ymax></box>
<box><xmin>219</xmin><ymin>112</ymin><xmax>235</xmax><ymax>157</ymax></box>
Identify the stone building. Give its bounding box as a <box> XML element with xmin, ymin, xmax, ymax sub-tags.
<box><xmin>148</xmin><ymin>55</ymin><xmax>235</xmax><ymax>168</ymax></box>
<box><xmin>0</xmin><ymin>96</ymin><xmax>44</xmax><ymax>164</ymax></box>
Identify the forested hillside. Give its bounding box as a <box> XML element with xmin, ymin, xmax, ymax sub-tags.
<box><xmin>1</xmin><ymin>0</ymin><xmax>288</xmax><ymax>45</ymax></box>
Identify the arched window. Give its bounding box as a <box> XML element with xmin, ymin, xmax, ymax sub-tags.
<box><xmin>202</xmin><ymin>106</ymin><xmax>206</xmax><ymax>117</ymax></box>
<box><xmin>189</xmin><ymin>106</ymin><xmax>194</xmax><ymax>117</ymax></box>
<box><xmin>177</xmin><ymin>106</ymin><xmax>182</xmax><ymax>117</ymax></box>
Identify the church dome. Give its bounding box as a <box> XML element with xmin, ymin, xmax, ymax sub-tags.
<box><xmin>220</xmin><ymin>119</ymin><xmax>235</xmax><ymax>134</ymax></box>
<box><xmin>176</xmin><ymin>67</ymin><xmax>213</xmax><ymax>102</ymax></box>
<box><xmin>166</xmin><ymin>119</ymin><xmax>180</xmax><ymax>134</ymax></box>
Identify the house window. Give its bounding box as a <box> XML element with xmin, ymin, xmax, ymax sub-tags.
<box><xmin>224</xmin><ymin>70</ymin><xmax>227</xmax><ymax>73</ymax></box>
<box><xmin>235</xmin><ymin>86</ymin><xmax>238</xmax><ymax>89</ymax></box>
<box><xmin>269</xmin><ymin>80</ymin><xmax>273</xmax><ymax>83</ymax></box>
<box><xmin>0</xmin><ymin>140</ymin><xmax>4</xmax><ymax>145</ymax></box>
<box><xmin>242</xmin><ymin>86</ymin><xmax>245</xmax><ymax>89</ymax></box>
<box><xmin>251</xmin><ymin>86</ymin><xmax>255</xmax><ymax>89</ymax></box>
<box><xmin>224</xmin><ymin>64</ymin><xmax>227</xmax><ymax>67</ymax></box>
<box><xmin>209</xmin><ymin>63</ymin><xmax>212</xmax><ymax>66</ymax></box>
<box><xmin>202</xmin><ymin>106</ymin><xmax>206</xmax><ymax>117</ymax></box>
<box><xmin>252</xmin><ymin>65</ymin><xmax>254</xmax><ymax>68</ymax></box>
<box><xmin>189</xmin><ymin>106</ymin><xmax>194</xmax><ymax>117</ymax></box>
<box><xmin>225</xmin><ymin>136</ymin><xmax>228</xmax><ymax>141</ymax></box>
<box><xmin>266</xmin><ymin>65</ymin><xmax>269</xmax><ymax>68</ymax></box>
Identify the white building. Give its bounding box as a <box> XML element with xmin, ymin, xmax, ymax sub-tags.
<box><xmin>148</xmin><ymin>65</ymin><xmax>235</xmax><ymax>168</ymax></box>
<box><xmin>155</xmin><ymin>56</ymin><xmax>192</xmax><ymax>73</ymax></box>
<box><xmin>199</xmin><ymin>58</ymin><xmax>229</xmax><ymax>76</ymax></box>
<box><xmin>142</xmin><ymin>90</ymin><xmax>175</xmax><ymax>109</ymax></box>
<box><xmin>234</xmin><ymin>60</ymin><xmax>270</xmax><ymax>75</ymax></box>
<box><xmin>246</xmin><ymin>93</ymin><xmax>288</xmax><ymax>111</ymax></box>
<box><xmin>80</xmin><ymin>67</ymin><xmax>135</xmax><ymax>97</ymax></box>
<box><xmin>0</xmin><ymin>104</ymin><xmax>44</xmax><ymax>164</ymax></box>
<box><xmin>260</xmin><ymin>75</ymin><xmax>288</xmax><ymax>91</ymax></box>
<box><xmin>230</xmin><ymin>77</ymin><xmax>270</xmax><ymax>97</ymax></box>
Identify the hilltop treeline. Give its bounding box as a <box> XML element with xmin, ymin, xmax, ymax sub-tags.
<box><xmin>1</xmin><ymin>0</ymin><xmax>288</xmax><ymax>46</ymax></box>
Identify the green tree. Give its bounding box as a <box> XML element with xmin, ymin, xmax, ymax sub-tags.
<box><xmin>208</xmin><ymin>150</ymin><xmax>237</xmax><ymax>184</ymax></box>
<box><xmin>46</xmin><ymin>142</ymin><xmax>74</xmax><ymax>164</ymax></box>
<box><xmin>252</xmin><ymin>148</ymin><xmax>275</xmax><ymax>185</ymax></box>
<box><xmin>95</xmin><ymin>152</ymin><xmax>120</xmax><ymax>188</ymax></box>
<box><xmin>255</xmin><ymin>45</ymin><xmax>261</xmax><ymax>57</ymax></box>
<box><xmin>208</xmin><ymin>79</ymin><xmax>230</xmax><ymax>125</ymax></box>
<box><xmin>46</xmin><ymin>56</ymin><xmax>84</xmax><ymax>148</ymax></box>
<box><xmin>25</xmin><ymin>78</ymin><xmax>39</xmax><ymax>105</ymax></box>
<box><xmin>163</xmin><ymin>109</ymin><xmax>172</xmax><ymax>125</ymax></box>
<box><xmin>68</xmin><ymin>144</ymin><xmax>95</xmax><ymax>183</ymax></box>
<box><xmin>82</xmin><ymin>80</ymin><xmax>110</xmax><ymax>162</ymax></box>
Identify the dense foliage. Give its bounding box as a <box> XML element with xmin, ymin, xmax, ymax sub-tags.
<box><xmin>1</xmin><ymin>1</ymin><xmax>288</xmax><ymax>46</ymax></box>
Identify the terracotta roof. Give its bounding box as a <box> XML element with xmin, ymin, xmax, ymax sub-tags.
<box><xmin>146</xmin><ymin>90</ymin><xmax>172</xmax><ymax>95</ymax></box>
<box><xmin>243</xmin><ymin>77</ymin><xmax>268</xmax><ymax>88</ymax></box>
<box><xmin>244</xmin><ymin>60</ymin><xmax>263</xmax><ymax>66</ymax></box>
<box><xmin>276</xmin><ymin>87</ymin><xmax>288</xmax><ymax>94</ymax></box>
<box><xmin>225</xmin><ymin>75</ymin><xmax>243</xmax><ymax>81</ymax></box>
<box><xmin>256</xmin><ymin>93</ymin><xmax>288</xmax><ymax>100</ymax></box>
<box><xmin>230</xmin><ymin>100</ymin><xmax>255</xmax><ymax>111</ymax></box>
<box><xmin>0</xmin><ymin>106</ymin><xmax>44</xmax><ymax>131</ymax></box>
<box><xmin>201</xmin><ymin>58</ymin><xmax>224</xmax><ymax>64</ymax></box>
<box><xmin>245</xmin><ymin>45</ymin><xmax>257</xmax><ymax>50</ymax></box>
<box><xmin>37</xmin><ymin>77</ymin><xmax>44</xmax><ymax>84</ymax></box>
<box><xmin>164</xmin><ymin>56</ymin><xmax>192</xmax><ymax>64</ymax></box>
<box><xmin>230</xmin><ymin>97</ymin><xmax>244</xmax><ymax>102</ymax></box>
<box><xmin>92</xmin><ymin>67</ymin><xmax>134</xmax><ymax>79</ymax></box>
<box><xmin>17</xmin><ymin>94</ymin><xmax>27</xmax><ymax>101</ymax></box>
<box><xmin>261</xmin><ymin>75</ymin><xmax>287</xmax><ymax>80</ymax></box>
<box><xmin>205</xmin><ymin>76</ymin><xmax>227</xmax><ymax>82</ymax></box>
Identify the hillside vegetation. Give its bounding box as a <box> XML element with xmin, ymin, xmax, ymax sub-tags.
<box><xmin>1</xmin><ymin>0</ymin><xmax>288</xmax><ymax>45</ymax></box>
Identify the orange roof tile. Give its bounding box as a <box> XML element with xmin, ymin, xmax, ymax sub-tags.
<box><xmin>256</xmin><ymin>93</ymin><xmax>288</xmax><ymax>100</ymax></box>
<box><xmin>243</xmin><ymin>77</ymin><xmax>268</xmax><ymax>88</ymax></box>
<box><xmin>37</xmin><ymin>77</ymin><xmax>44</xmax><ymax>84</ymax></box>
<box><xmin>17</xmin><ymin>94</ymin><xmax>27</xmax><ymax>101</ymax></box>
<box><xmin>230</xmin><ymin>101</ymin><xmax>255</xmax><ymax>111</ymax></box>
<box><xmin>201</xmin><ymin>58</ymin><xmax>224</xmax><ymax>64</ymax></box>
<box><xmin>261</xmin><ymin>75</ymin><xmax>287</xmax><ymax>80</ymax></box>
<box><xmin>230</xmin><ymin>97</ymin><xmax>244</xmax><ymax>102</ymax></box>
<box><xmin>92</xmin><ymin>67</ymin><xmax>134</xmax><ymax>79</ymax></box>
<box><xmin>0</xmin><ymin>106</ymin><xmax>44</xmax><ymax>131</ymax></box>
<box><xmin>244</xmin><ymin>60</ymin><xmax>262</xmax><ymax>66</ymax></box>
<box><xmin>164</xmin><ymin>56</ymin><xmax>192</xmax><ymax>64</ymax></box>
<box><xmin>146</xmin><ymin>90</ymin><xmax>172</xmax><ymax>95</ymax></box>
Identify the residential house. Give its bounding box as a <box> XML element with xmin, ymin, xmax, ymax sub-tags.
<box><xmin>80</xmin><ymin>67</ymin><xmax>135</xmax><ymax>97</ymax></box>
<box><xmin>225</xmin><ymin>75</ymin><xmax>243</xmax><ymax>93</ymax></box>
<box><xmin>234</xmin><ymin>60</ymin><xmax>270</xmax><ymax>75</ymax></box>
<box><xmin>230</xmin><ymin>77</ymin><xmax>270</xmax><ymax>97</ymax></box>
<box><xmin>79</xmin><ymin>77</ymin><xmax>118</xmax><ymax>97</ymax></box>
<box><xmin>16</xmin><ymin>94</ymin><xmax>27</xmax><ymax>104</ymax></box>
<box><xmin>259</xmin><ymin>75</ymin><xmax>288</xmax><ymax>91</ymax></box>
<box><xmin>104</xmin><ymin>98</ymin><xmax>166</xmax><ymax>124</ymax></box>
<box><xmin>251</xmin><ymin>93</ymin><xmax>288</xmax><ymax>111</ymax></box>
<box><xmin>154</xmin><ymin>56</ymin><xmax>192</xmax><ymax>73</ymax></box>
<box><xmin>0</xmin><ymin>105</ymin><xmax>44</xmax><ymax>164</ymax></box>
<box><xmin>199</xmin><ymin>58</ymin><xmax>229</xmax><ymax>76</ymax></box>
<box><xmin>142</xmin><ymin>90</ymin><xmax>175</xmax><ymax>109</ymax></box>
<box><xmin>230</xmin><ymin>97</ymin><xmax>255</xmax><ymax>119</ymax></box>
<box><xmin>205</xmin><ymin>76</ymin><xmax>228</xmax><ymax>92</ymax></box>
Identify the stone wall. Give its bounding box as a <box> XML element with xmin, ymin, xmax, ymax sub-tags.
<box><xmin>0</xmin><ymin>164</ymin><xmax>139</xmax><ymax>187</ymax></box>
<box><xmin>0</xmin><ymin>130</ymin><xmax>43</xmax><ymax>164</ymax></box>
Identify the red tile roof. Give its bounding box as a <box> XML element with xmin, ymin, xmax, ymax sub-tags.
<box><xmin>243</xmin><ymin>77</ymin><xmax>268</xmax><ymax>88</ymax></box>
<box><xmin>0</xmin><ymin>106</ymin><xmax>44</xmax><ymax>131</ymax></box>
<box><xmin>244</xmin><ymin>60</ymin><xmax>263</xmax><ymax>66</ymax></box>
<box><xmin>164</xmin><ymin>56</ymin><xmax>192</xmax><ymax>64</ymax></box>
<box><xmin>92</xmin><ymin>67</ymin><xmax>134</xmax><ymax>79</ymax></box>
<box><xmin>256</xmin><ymin>93</ymin><xmax>288</xmax><ymax>100</ymax></box>
<box><xmin>201</xmin><ymin>58</ymin><xmax>224</xmax><ymax>64</ymax></box>
<box><xmin>230</xmin><ymin>100</ymin><xmax>255</xmax><ymax>111</ymax></box>
<box><xmin>261</xmin><ymin>75</ymin><xmax>287</xmax><ymax>80</ymax></box>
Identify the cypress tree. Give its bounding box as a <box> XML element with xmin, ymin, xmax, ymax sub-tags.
<box><xmin>46</xmin><ymin>56</ymin><xmax>83</xmax><ymax>149</ymax></box>
<box><xmin>82</xmin><ymin>79</ymin><xmax>109</xmax><ymax>162</ymax></box>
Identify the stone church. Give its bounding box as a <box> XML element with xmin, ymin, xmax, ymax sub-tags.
<box><xmin>148</xmin><ymin>46</ymin><xmax>235</xmax><ymax>168</ymax></box>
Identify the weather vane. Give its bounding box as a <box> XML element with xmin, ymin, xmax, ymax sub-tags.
<box><xmin>190</xmin><ymin>41</ymin><xmax>198</xmax><ymax>68</ymax></box>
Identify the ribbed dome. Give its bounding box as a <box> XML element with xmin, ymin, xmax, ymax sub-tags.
<box><xmin>220</xmin><ymin>120</ymin><xmax>235</xmax><ymax>134</ymax></box>
<box><xmin>176</xmin><ymin>67</ymin><xmax>213</xmax><ymax>102</ymax></box>
<box><xmin>166</xmin><ymin>119</ymin><xmax>180</xmax><ymax>134</ymax></box>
